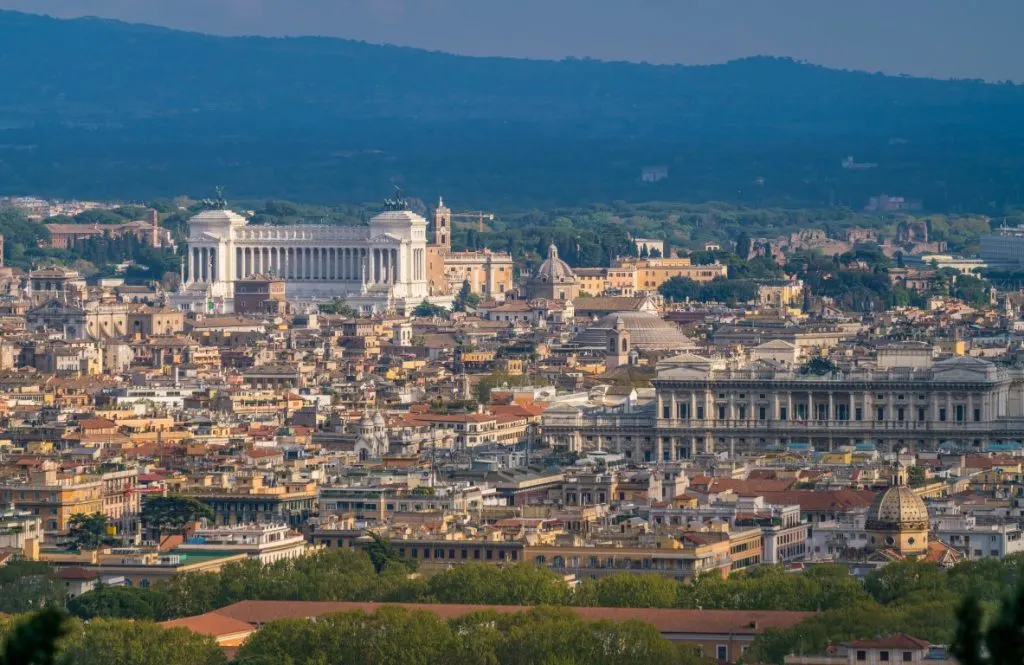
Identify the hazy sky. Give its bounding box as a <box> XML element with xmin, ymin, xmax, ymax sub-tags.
<box><xmin>2</xmin><ymin>0</ymin><xmax>1021</xmax><ymax>81</ymax></box>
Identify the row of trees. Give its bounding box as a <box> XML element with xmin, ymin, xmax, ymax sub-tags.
<box><xmin>0</xmin><ymin>206</ymin><xmax>180</xmax><ymax>279</ymax></box>
<box><xmin>9</xmin><ymin>546</ymin><xmax>1024</xmax><ymax>664</ymax></box>
<box><xmin>0</xmin><ymin>613</ymin><xmax>225</xmax><ymax>665</ymax></box>
<box><xmin>659</xmin><ymin>277</ymin><xmax>759</xmax><ymax>305</ymax></box>
<box><xmin>0</xmin><ymin>605</ymin><xmax>704</xmax><ymax>665</ymax></box>
<box><xmin>235</xmin><ymin>606</ymin><xmax>691</xmax><ymax>665</ymax></box>
<box><xmin>61</xmin><ymin>547</ymin><xmax>1020</xmax><ymax>621</ymax></box>
<box><xmin>53</xmin><ymin>551</ymin><xmax>1024</xmax><ymax>663</ymax></box>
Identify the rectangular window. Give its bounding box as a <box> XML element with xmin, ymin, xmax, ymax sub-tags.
<box><xmin>877</xmin><ymin>407</ymin><xmax>885</xmax><ymax>421</ymax></box>
<box><xmin>857</xmin><ymin>652</ymin><xmax>867</xmax><ymax>662</ymax></box>
<box><xmin>780</xmin><ymin>407</ymin><xmax>788</xmax><ymax>421</ymax></box>
<box><xmin>880</xmin><ymin>652</ymin><xmax>890</xmax><ymax>662</ymax></box>
<box><xmin>956</xmin><ymin>405</ymin><xmax>965</xmax><ymax>422</ymax></box>
<box><xmin>696</xmin><ymin>406</ymin><xmax>704</xmax><ymax>419</ymax></box>
<box><xmin>897</xmin><ymin>408</ymin><xmax>905</xmax><ymax>422</ymax></box>
<box><xmin>918</xmin><ymin>408</ymin><xmax>925</xmax><ymax>422</ymax></box>
<box><xmin>717</xmin><ymin>646</ymin><xmax>728</xmax><ymax>661</ymax></box>
<box><xmin>855</xmin><ymin>408</ymin><xmax>863</xmax><ymax>421</ymax></box>
<box><xmin>662</xmin><ymin>405</ymin><xmax>670</xmax><ymax>419</ymax></box>
<box><xmin>903</xmin><ymin>652</ymin><xmax>913</xmax><ymax>662</ymax></box>
<box><xmin>738</xmin><ymin>406</ymin><xmax>746</xmax><ymax>420</ymax></box>
<box><xmin>718</xmin><ymin>406</ymin><xmax>726</xmax><ymax>420</ymax></box>
<box><xmin>974</xmin><ymin>408</ymin><xmax>981</xmax><ymax>422</ymax></box>
<box><xmin>759</xmin><ymin>407</ymin><xmax>766</xmax><ymax>420</ymax></box>
<box><xmin>940</xmin><ymin>408</ymin><xmax>947</xmax><ymax>422</ymax></box>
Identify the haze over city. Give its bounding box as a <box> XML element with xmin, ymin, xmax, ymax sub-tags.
<box><xmin>2</xmin><ymin>0</ymin><xmax>1024</xmax><ymax>81</ymax></box>
<box><xmin>3</xmin><ymin>3</ymin><xmax>1024</xmax><ymax>665</ymax></box>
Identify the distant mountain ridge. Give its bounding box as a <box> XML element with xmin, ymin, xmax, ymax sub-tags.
<box><xmin>1</xmin><ymin>10</ymin><xmax>1023</xmax><ymax>206</ymax></box>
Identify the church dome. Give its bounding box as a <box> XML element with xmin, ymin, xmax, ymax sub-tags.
<box><xmin>373</xmin><ymin>411</ymin><xmax>386</xmax><ymax>427</ymax></box>
<box><xmin>534</xmin><ymin>244</ymin><xmax>576</xmax><ymax>284</ymax></box>
<box><xmin>572</xmin><ymin>311</ymin><xmax>696</xmax><ymax>352</ymax></box>
<box><xmin>867</xmin><ymin>484</ymin><xmax>928</xmax><ymax>529</ymax></box>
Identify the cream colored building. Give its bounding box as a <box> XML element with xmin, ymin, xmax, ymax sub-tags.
<box><xmin>425</xmin><ymin>199</ymin><xmax>514</xmax><ymax>301</ymax></box>
<box><xmin>177</xmin><ymin>202</ymin><xmax>431</xmax><ymax>314</ymax></box>
<box><xmin>757</xmin><ymin>280</ymin><xmax>804</xmax><ymax>308</ymax></box>
<box><xmin>441</xmin><ymin>250</ymin><xmax>514</xmax><ymax>300</ymax></box>
<box><xmin>544</xmin><ymin>353</ymin><xmax>1024</xmax><ymax>460</ymax></box>
<box><xmin>575</xmin><ymin>267</ymin><xmax>638</xmax><ymax>296</ymax></box>
<box><xmin>615</xmin><ymin>257</ymin><xmax>728</xmax><ymax>292</ymax></box>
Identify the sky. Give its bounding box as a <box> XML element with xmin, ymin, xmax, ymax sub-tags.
<box><xmin>1</xmin><ymin>0</ymin><xmax>1022</xmax><ymax>81</ymax></box>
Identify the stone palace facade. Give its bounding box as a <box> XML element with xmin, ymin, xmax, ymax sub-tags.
<box><xmin>544</xmin><ymin>354</ymin><xmax>1024</xmax><ymax>458</ymax></box>
<box><xmin>172</xmin><ymin>206</ymin><xmax>431</xmax><ymax>314</ymax></box>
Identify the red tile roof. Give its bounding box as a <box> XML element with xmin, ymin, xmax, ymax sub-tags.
<box><xmin>214</xmin><ymin>600</ymin><xmax>813</xmax><ymax>636</ymax></box>
<box><xmin>55</xmin><ymin>566</ymin><xmax>99</xmax><ymax>581</ymax></box>
<box><xmin>848</xmin><ymin>634</ymin><xmax>931</xmax><ymax>650</ymax></box>
<box><xmin>708</xmin><ymin>478</ymin><xmax>798</xmax><ymax>494</ymax></box>
<box><xmin>756</xmin><ymin>489</ymin><xmax>877</xmax><ymax>512</ymax></box>
<box><xmin>161</xmin><ymin>612</ymin><xmax>256</xmax><ymax>639</ymax></box>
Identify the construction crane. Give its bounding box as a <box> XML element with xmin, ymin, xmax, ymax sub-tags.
<box><xmin>450</xmin><ymin>211</ymin><xmax>495</xmax><ymax>233</ymax></box>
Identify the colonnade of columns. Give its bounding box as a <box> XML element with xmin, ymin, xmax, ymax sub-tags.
<box><xmin>184</xmin><ymin>245</ymin><xmax>426</xmax><ymax>285</ymax></box>
<box><xmin>655</xmin><ymin>389</ymin><xmax>991</xmax><ymax>425</ymax></box>
<box><xmin>185</xmin><ymin>246</ymin><xmax>217</xmax><ymax>283</ymax></box>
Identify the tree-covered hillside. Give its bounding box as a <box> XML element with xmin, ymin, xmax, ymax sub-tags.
<box><xmin>2</xmin><ymin>11</ymin><xmax>1024</xmax><ymax>209</ymax></box>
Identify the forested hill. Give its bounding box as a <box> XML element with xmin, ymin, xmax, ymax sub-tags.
<box><xmin>2</xmin><ymin>10</ymin><xmax>1024</xmax><ymax>207</ymax></box>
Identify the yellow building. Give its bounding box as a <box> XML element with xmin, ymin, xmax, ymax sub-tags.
<box><xmin>526</xmin><ymin>534</ymin><xmax>734</xmax><ymax>581</ymax></box>
<box><xmin>575</xmin><ymin>267</ymin><xmax>639</xmax><ymax>296</ymax></box>
<box><xmin>443</xmin><ymin>250</ymin><xmax>514</xmax><ymax>299</ymax></box>
<box><xmin>0</xmin><ymin>463</ymin><xmax>102</xmax><ymax>534</ymax></box>
<box><xmin>865</xmin><ymin>467</ymin><xmax>929</xmax><ymax>556</ymax></box>
<box><xmin>615</xmin><ymin>257</ymin><xmax>728</xmax><ymax>292</ymax></box>
<box><xmin>758</xmin><ymin>280</ymin><xmax>804</xmax><ymax>308</ymax></box>
<box><xmin>426</xmin><ymin>199</ymin><xmax>515</xmax><ymax>300</ymax></box>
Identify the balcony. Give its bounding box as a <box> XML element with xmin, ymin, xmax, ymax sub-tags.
<box><xmin>655</xmin><ymin>418</ymin><xmax>1023</xmax><ymax>435</ymax></box>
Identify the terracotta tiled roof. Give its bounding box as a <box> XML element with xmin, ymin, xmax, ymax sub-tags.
<box><xmin>490</xmin><ymin>404</ymin><xmax>547</xmax><ymax>418</ymax></box>
<box><xmin>709</xmin><ymin>478</ymin><xmax>798</xmax><ymax>494</ymax></box>
<box><xmin>161</xmin><ymin>612</ymin><xmax>256</xmax><ymax>639</ymax></box>
<box><xmin>78</xmin><ymin>417</ymin><xmax>117</xmax><ymax>429</ymax></box>
<box><xmin>246</xmin><ymin>449</ymin><xmax>284</xmax><ymax>459</ymax></box>
<box><xmin>55</xmin><ymin>567</ymin><xmax>99</xmax><ymax>581</ymax></box>
<box><xmin>848</xmin><ymin>634</ymin><xmax>931</xmax><ymax>650</ymax></box>
<box><xmin>757</xmin><ymin>489</ymin><xmax>877</xmax><ymax>512</ymax></box>
<box><xmin>214</xmin><ymin>600</ymin><xmax>813</xmax><ymax>636</ymax></box>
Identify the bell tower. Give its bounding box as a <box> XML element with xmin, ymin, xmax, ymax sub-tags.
<box><xmin>433</xmin><ymin>197</ymin><xmax>451</xmax><ymax>250</ymax></box>
<box><xmin>605</xmin><ymin>316</ymin><xmax>631</xmax><ymax>370</ymax></box>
